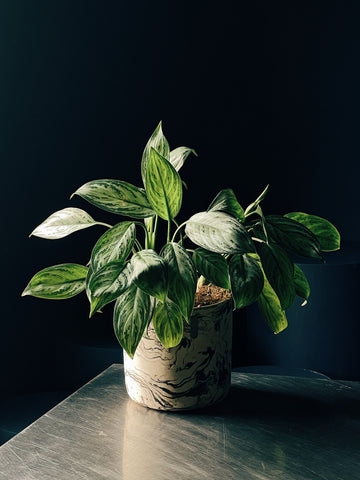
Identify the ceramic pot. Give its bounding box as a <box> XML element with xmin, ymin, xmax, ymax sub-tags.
<box><xmin>123</xmin><ymin>298</ymin><xmax>233</xmax><ymax>411</ymax></box>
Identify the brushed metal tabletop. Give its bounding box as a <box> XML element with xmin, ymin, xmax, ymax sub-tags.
<box><xmin>0</xmin><ymin>364</ymin><xmax>359</xmax><ymax>479</ymax></box>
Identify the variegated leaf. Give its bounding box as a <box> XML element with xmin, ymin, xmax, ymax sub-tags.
<box><xmin>141</xmin><ymin>121</ymin><xmax>170</xmax><ymax>186</ymax></box>
<box><xmin>207</xmin><ymin>189</ymin><xmax>245</xmax><ymax>222</ymax></box>
<box><xmin>285</xmin><ymin>212</ymin><xmax>341</xmax><ymax>252</ymax></box>
<box><xmin>90</xmin><ymin>222</ymin><xmax>135</xmax><ymax>272</ymax></box>
<box><xmin>152</xmin><ymin>298</ymin><xmax>183</xmax><ymax>349</ymax></box>
<box><xmin>266</xmin><ymin>215</ymin><xmax>322</xmax><ymax>260</ymax></box>
<box><xmin>131</xmin><ymin>249</ymin><xmax>168</xmax><ymax>302</ymax></box>
<box><xmin>257</xmin><ymin>274</ymin><xmax>288</xmax><ymax>334</ymax></box>
<box><xmin>193</xmin><ymin>248</ymin><xmax>230</xmax><ymax>290</ymax></box>
<box><xmin>169</xmin><ymin>146</ymin><xmax>197</xmax><ymax>171</ymax></box>
<box><xmin>113</xmin><ymin>284</ymin><xmax>153</xmax><ymax>358</ymax></box>
<box><xmin>244</xmin><ymin>185</ymin><xmax>269</xmax><ymax>216</ymax></box>
<box><xmin>294</xmin><ymin>264</ymin><xmax>310</xmax><ymax>305</ymax></box>
<box><xmin>22</xmin><ymin>264</ymin><xmax>88</xmax><ymax>299</ymax></box>
<box><xmin>30</xmin><ymin>208</ymin><xmax>98</xmax><ymax>239</ymax></box>
<box><xmin>185</xmin><ymin>211</ymin><xmax>255</xmax><ymax>254</ymax></box>
<box><xmin>161</xmin><ymin>243</ymin><xmax>197</xmax><ymax>321</ymax></box>
<box><xmin>86</xmin><ymin>265</ymin><xmax>120</xmax><ymax>317</ymax></box>
<box><xmin>89</xmin><ymin>260</ymin><xmax>132</xmax><ymax>298</ymax></box>
<box><xmin>145</xmin><ymin>148</ymin><xmax>182</xmax><ymax>221</ymax></box>
<box><xmin>229</xmin><ymin>254</ymin><xmax>264</xmax><ymax>309</ymax></box>
<box><xmin>72</xmin><ymin>179</ymin><xmax>155</xmax><ymax>219</ymax></box>
<box><xmin>257</xmin><ymin>243</ymin><xmax>295</xmax><ymax>310</ymax></box>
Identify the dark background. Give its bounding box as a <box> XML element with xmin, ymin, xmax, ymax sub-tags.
<box><xmin>1</xmin><ymin>1</ymin><xmax>359</xmax><ymax>396</ymax></box>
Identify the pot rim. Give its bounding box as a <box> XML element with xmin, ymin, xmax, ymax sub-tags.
<box><xmin>191</xmin><ymin>296</ymin><xmax>233</xmax><ymax>312</ymax></box>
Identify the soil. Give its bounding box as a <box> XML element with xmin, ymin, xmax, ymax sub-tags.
<box><xmin>194</xmin><ymin>284</ymin><xmax>232</xmax><ymax>308</ymax></box>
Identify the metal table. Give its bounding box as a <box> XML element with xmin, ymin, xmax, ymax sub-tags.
<box><xmin>0</xmin><ymin>364</ymin><xmax>359</xmax><ymax>479</ymax></box>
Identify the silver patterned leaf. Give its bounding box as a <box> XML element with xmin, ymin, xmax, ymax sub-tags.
<box><xmin>207</xmin><ymin>189</ymin><xmax>245</xmax><ymax>222</ymax></box>
<box><xmin>185</xmin><ymin>211</ymin><xmax>254</xmax><ymax>254</ymax></box>
<box><xmin>193</xmin><ymin>248</ymin><xmax>230</xmax><ymax>290</ymax></box>
<box><xmin>152</xmin><ymin>297</ymin><xmax>183</xmax><ymax>349</ymax></box>
<box><xmin>72</xmin><ymin>179</ymin><xmax>155</xmax><ymax>218</ymax></box>
<box><xmin>131</xmin><ymin>249</ymin><xmax>168</xmax><ymax>302</ymax></box>
<box><xmin>113</xmin><ymin>284</ymin><xmax>153</xmax><ymax>358</ymax></box>
<box><xmin>229</xmin><ymin>254</ymin><xmax>264</xmax><ymax>309</ymax></box>
<box><xmin>22</xmin><ymin>263</ymin><xmax>88</xmax><ymax>299</ymax></box>
<box><xmin>89</xmin><ymin>260</ymin><xmax>132</xmax><ymax>298</ymax></box>
<box><xmin>257</xmin><ymin>273</ymin><xmax>288</xmax><ymax>334</ymax></box>
<box><xmin>161</xmin><ymin>243</ymin><xmax>197</xmax><ymax>321</ymax></box>
<box><xmin>90</xmin><ymin>222</ymin><xmax>135</xmax><ymax>272</ymax></box>
<box><xmin>141</xmin><ymin>121</ymin><xmax>170</xmax><ymax>187</ymax></box>
<box><xmin>169</xmin><ymin>146</ymin><xmax>197</xmax><ymax>171</ymax></box>
<box><xmin>30</xmin><ymin>208</ymin><xmax>98</xmax><ymax>239</ymax></box>
<box><xmin>256</xmin><ymin>243</ymin><xmax>295</xmax><ymax>310</ymax></box>
<box><xmin>145</xmin><ymin>148</ymin><xmax>182</xmax><ymax>221</ymax></box>
<box><xmin>285</xmin><ymin>212</ymin><xmax>340</xmax><ymax>252</ymax></box>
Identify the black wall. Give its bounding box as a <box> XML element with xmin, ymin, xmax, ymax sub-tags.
<box><xmin>1</xmin><ymin>1</ymin><xmax>359</xmax><ymax>394</ymax></box>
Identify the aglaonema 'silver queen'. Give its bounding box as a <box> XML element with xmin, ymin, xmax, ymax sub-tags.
<box><xmin>23</xmin><ymin>122</ymin><xmax>340</xmax><ymax>358</ymax></box>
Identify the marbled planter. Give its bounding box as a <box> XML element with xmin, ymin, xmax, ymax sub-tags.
<box><xmin>123</xmin><ymin>298</ymin><xmax>233</xmax><ymax>411</ymax></box>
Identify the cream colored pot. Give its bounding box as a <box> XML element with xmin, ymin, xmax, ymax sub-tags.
<box><xmin>123</xmin><ymin>299</ymin><xmax>233</xmax><ymax>411</ymax></box>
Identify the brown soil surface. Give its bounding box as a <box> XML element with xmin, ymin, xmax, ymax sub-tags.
<box><xmin>194</xmin><ymin>284</ymin><xmax>232</xmax><ymax>307</ymax></box>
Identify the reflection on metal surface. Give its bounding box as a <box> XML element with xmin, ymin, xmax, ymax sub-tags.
<box><xmin>0</xmin><ymin>365</ymin><xmax>359</xmax><ymax>479</ymax></box>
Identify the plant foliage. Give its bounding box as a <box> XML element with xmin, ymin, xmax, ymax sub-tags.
<box><xmin>23</xmin><ymin>122</ymin><xmax>340</xmax><ymax>358</ymax></box>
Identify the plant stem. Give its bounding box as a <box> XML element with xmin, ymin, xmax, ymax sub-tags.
<box><xmin>134</xmin><ymin>221</ymin><xmax>150</xmax><ymax>249</ymax></box>
<box><xmin>167</xmin><ymin>220</ymin><xmax>171</xmax><ymax>244</ymax></box>
<box><xmin>96</xmin><ymin>222</ymin><xmax>113</xmax><ymax>228</ymax></box>
<box><xmin>151</xmin><ymin>215</ymin><xmax>158</xmax><ymax>250</ymax></box>
<box><xmin>171</xmin><ymin>221</ymin><xmax>187</xmax><ymax>243</ymax></box>
<box><xmin>134</xmin><ymin>239</ymin><xmax>143</xmax><ymax>251</ymax></box>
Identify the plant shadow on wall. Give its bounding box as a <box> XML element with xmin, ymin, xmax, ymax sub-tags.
<box><xmin>22</xmin><ymin>122</ymin><xmax>340</xmax><ymax>410</ymax></box>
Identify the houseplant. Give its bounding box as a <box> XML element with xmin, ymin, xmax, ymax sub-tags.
<box><xmin>22</xmin><ymin>122</ymin><xmax>340</xmax><ymax>410</ymax></box>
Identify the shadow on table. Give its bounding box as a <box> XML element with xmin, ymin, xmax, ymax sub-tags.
<box><xmin>203</xmin><ymin>379</ymin><xmax>359</xmax><ymax>419</ymax></box>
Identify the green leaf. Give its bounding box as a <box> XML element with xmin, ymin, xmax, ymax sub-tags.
<box><xmin>89</xmin><ymin>261</ymin><xmax>129</xmax><ymax>315</ymax></box>
<box><xmin>141</xmin><ymin>121</ymin><xmax>170</xmax><ymax>186</ymax></box>
<box><xmin>113</xmin><ymin>284</ymin><xmax>153</xmax><ymax>358</ymax></box>
<box><xmin>285</xmin><ymin>212</ymin><xmax>341</xmax><ymax>252</ymax></box>
<box><xmin>89</xmin><ymin>260</ymin><xmax>132</xmax><ymax>299</ymax></box>
<box><xmin>257</xmin><ymin>274</ymin><xmax>288</xmax><ymax>334</ymax></box>
<box><xmin>161</xmin><ymin>243</ymin><xmax>197</xmax><ymax>321</ymax></box>
<box><xmin>229</xmin><ymin>254</ymin><xmax>264</xmax><ymax>309</ymax></box>
<box><xmin>72</xmin><ymin>179</ymin><xmax>155</xmax><ymax>219</ymax></box>
<box><xmin>244</xmin><ymin>185</ymin><xmax>269</xmax><ymax>216</ymax></box>
<box><xmin>265</xmin><ymin>215</ymin><xmax>322</xmax><ymax>260</ymax></box>
<box><xmin>86</xmin><ymin>265</ymin><xmax>111</xmax><ymax>316</ymax></box>
<box><xmin>169</xmin><ymin>146</ymin><xmax>197</xmax><ymax>171</ymax></box>
<box><xmin>207</xmin><ymin>189</ymin><xmax>245</xmax><ymax>221</ymax></box>
<box><xmin>145</xmin><ymin>148</ymin><xmax>183</xmax><ymax>220</ymax></box>
<box><xmin>152</xmin><ymin>298</ymin><xmax>183</xmax><ymax>348</ymax></box>
<box><xmin>30</xmin><ymin>208</ymin><xmax>99</xmax><ymax>239</ymax></box>
<box><xmin>22</xmin><ymin>264</ymin><xmax>88</xmax><ymax>299</ymax></box>
<box><xmin>193</xmin><ymin>248</ymin><xmax>230</xmax><ymax>290</ymax></box>
<box><xmin>185</xmin><ymin>211</ymin><xmax>255</xmax><ymax>254</ymax></box>
<box><xmin>90</xmin><ymin>222</ymin><xmax>135</xmax><ymax>272</ymax></box>
<box><xmin>257</xmin><ymin>243</ymin><xmax>295</xmax><ymax>310</ymax></box>
<box><xmin>131</xmin><ymin>249</ymin><xmax>168</xmax><ymax>302</ymax></box>
<box><xmin>294</xmin><ymin>264</ymin><xmax>310</xmax><ymax>305</ymax></box>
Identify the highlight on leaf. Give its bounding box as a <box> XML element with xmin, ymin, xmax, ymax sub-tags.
<box><xmin>30</xmin><ymin>208</ymin><xmax>99</xmax><ymax>239</ymax></box>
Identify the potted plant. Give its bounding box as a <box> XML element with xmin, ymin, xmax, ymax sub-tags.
<box><xmin>22</xmin><ymin>122</ymin><xmax>340</xmax><ymax>411</ymax></box>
